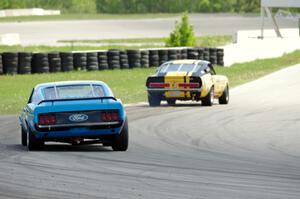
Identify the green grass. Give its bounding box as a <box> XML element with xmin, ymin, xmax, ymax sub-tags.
<box><xmin>0</xmin><ymin>35</ymin><xmax>232</xmax><ymax>53</ymax></box>
<box><xmin>215</xmin><ymin>50</ymin><xmax>300</xmax><ymax>87</ymax></box>
<box><xmin>1</xmin><ymin>50</ymin><xmax>300</xmax><ymax>115</ymax></box>
<box><xmin>0</xmin><ymin>45</ymin><xmax>157</xmax><ymax>52</ymax></box>
<box><xmin>0</xmin><ymin>13</ymin><xmax>178</xmax><ymax>23</ymax></box>
<box><xmin>59</xmin><ymin>35</ymin><xmax>232</xmax><ymax>48</ymax></box>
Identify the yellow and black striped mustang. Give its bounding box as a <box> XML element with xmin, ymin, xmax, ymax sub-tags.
<box><xmin>146</xmin><ymin>60</ymin><xmax>229</xmax><ymax>106</ymax></box>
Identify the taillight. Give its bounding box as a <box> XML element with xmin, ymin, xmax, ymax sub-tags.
<box><xmin>178</xmin><ymin>83</ymin><xmax>200</xmax><ymax>88</ymax></box>
<box><xmin>101</xmin><ymin>111</ymin><xmax>119</xmax><ymax>122</ymax></box>
<box><xmin>38</xmin><ymin>114</ymin><xmax>56</xmax><ymax>125</ymax></box>
<box><xmin>149</xmin><ymin>83</ymin><xmax>170</xmax><ymax>88</ymax></box>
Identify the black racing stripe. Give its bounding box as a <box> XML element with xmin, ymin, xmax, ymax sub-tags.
<box><xmin>183</xmin><ymin>75</ymin><xmax>187</xmax><ymax>98</ymax></box>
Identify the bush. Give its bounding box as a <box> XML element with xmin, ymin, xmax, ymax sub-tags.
<box><xmin>166</xmin><ymin>13</ymin><xmax>196</xmax><ymax>47</ymax></box>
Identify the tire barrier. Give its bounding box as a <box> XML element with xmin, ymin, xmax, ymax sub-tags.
<box><xmin>203</xmin><ymin>48</ymin><xmax>210</xmax><ymax>61</ymax></box>
<box><xmin>18</xmin><ymin>52</ymin><xmax>32</xmax><ymax>74</ymax></box>
<box><xmin>141</xmin><ymin>50</ymin><xmax>149</xmax><ymax>68</ymax></box>
<box><xmin>181</xmin><ymin>49</ymin><xmax>188</xmax><ymax>59</ymax></box>
<box><xmin>120</xmin><ymin>50</ymin><xmax>129</xmax><ymax>69</ymax></box>
<box><xmin>168</xmin><ymin>49</ymin><xmax>177</xmax><ymax>61</ymax></box>
<box><xmin>107</xmin><ymin>50</ymin><xmax>120</xmax><ymax>69</ymax></box>
<box><xmin>98</xmin><ymin>51</ymin><xmax>109</xmax><ymax>70</ymax></box>
<box><xmin>32</xmin><ymin>53</ymin><xmax>49</xmax><ymax>73</ymax></box>
<box><xmin>197</xmin><ymin>48</ymin><xmax>204</xmax><ymax>60</ymax></box>
<box><xmin>149</xmin><ymin>50</ymin><xmax>159</xmax><ymax>67</ymax></box>
<box><xmin>217</xmin><ymin>49</ymin><xmax>224</xmax><ymax>66</ymax></box>
<box><xmin>187</xmin><ymin>48</ymin><xmax>198</xmax><ymax>59</ymax></box>
<box><xmin>0</xmin><ymin>54</ymin><xmax>2</xmax><ymax>74</ymax></box>
<box><xmin>0</xmin><ymin>47</ymin><xmax>224</xmax><ymax>75</ymax></box>
<box><xmin>86</xmin><ymin>52</ymin><xmax>98</xmax><ymax>71</ymax></box>
<box><xmin>158</xmin><ymin>49</ymin><xmax>168</xmax><ymax>65</ymax></box>
<box><xmin>127</xmin><ymin>49</ymin><xmax>141</xmax><ymax>68</ymax></box>
<box><xmin>60</xmin><ymin>52</ymin><xmax>73</xmax><ymax>72</ymax></box>
<box><xmin>48</xmin><ymin>52</ymin><xmax>61</xmax><ymax>73</ymax></box>
<box><xmin>3</xmin><ymin>52</ymin><xmax>18</xmax><ymax>74</ymax></box>
<box><xmin>73</xmin><ymin>53</ymin><xmax>87</xmax><ymax>70</ymax></box>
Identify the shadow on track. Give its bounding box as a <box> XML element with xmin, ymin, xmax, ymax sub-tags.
<box><xmin>7</xmin><ymin>143</ymin><xmax>113</xmax><ymax>152</ymax></box>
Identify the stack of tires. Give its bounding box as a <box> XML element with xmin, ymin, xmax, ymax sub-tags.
<box><xmin>127</xmin><ymin>50</ymin><xmax>141</xmax><ymax>68</ymax></box>
<box><xmin>197</xmin><ymin>48</ymin><xmax>204</xmax><ymax>60</ymax></box>
<box><xmin>18</xmin><ymin>52</ymin><xmax>32</xmax><ymax>74</ymax></box>
<box><xmin>149</xmin><ymin>50</ymin><xmax>159</xmax><ymax>67</ymax></box>
<box><xmin>181</xmin><ymin>49</ymin><xmax>188</xmax><ymax>59</ymax></box>
<box><xmin>86</xmin><ymin>52</ymin><xmax>98</xmax><ymax>71</ymax></box>
<box><xmin>107</xmin><ymin>50</ymin><xmax>120</xmax><ymax>69</ymax></box>
<box><xmin>32</xmin><ymin>53</ymin><xmax>49</xmax><ymax>73</ymax></box>
<box><xmin>60</xmin><ymin>52</ymin><xmax>73</xmax><ymax>72</ymax></box>
<box><xmin>209</xmin><ymin>48</ymin><xmax>217</xmax><ymax>65</ymax></box>
<box><xmin>98</xmin><ymin>51</ymin><xmax>109</xmax><ymax>70</ymax></box>
<box><xmin>158</xmin><ymin>49</ymin><xmax>168</xmax><ymax>65</ymax></box>
<box><xmin>48</xmin><ymin>52</ymin><xmax>61</xmax><ymax>73</ymax></box>
<box><xmin>203</xmin><ymin>48</ymin><xmax>210</xmax><ymax>61</ymax></box>
<box><xmin>0</xmin><ymin>53</ymin><xmax>2</xmax><ymax>74</ymax></box>
<box><xmin>141</xmin><ymin>50</ymin><xmax>149</xmax><ymax>68</ymax></box>
<box><xmin>187</xmin><ymin>48</ymin><xmax>198</xmax><ymax>59</ymax></box>
<box><xmin>2</xmin><ymin>52</ymin><xmax>18</xmax><ymax>74</ymax></box>
<box><xmin>168</xmin><ymin>49</ymin><xmax>177</xmax><ymax>61</ymax></box>
<box><xmin>217</xmin><ymin>49</ymin><xmax>224</xmax><ymax>66</ymax></box>
<box><xmin>119</xmin><ymin>50</ymin><xmax>129</xmax><ymax>69</ymax></box>
<box><xmin>176</xmin><ymin>49</ymin><xmax>182</xmax><ymax>60</ymax></box>
<box><xmin>73</xmin><ymin>53</ymin><xmax>87</xmax><ymax>71</ymax></box>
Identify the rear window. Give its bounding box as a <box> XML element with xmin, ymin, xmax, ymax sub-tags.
<box><xmin>179</xmin><ymin>64</ymin><xmax>195</xmax><ymax>72</ymax></box>
<box><xmin>158</xmin><ymin>63</ymin><xmax>196</xmax><ymax>73</ymax></box>
<box><xmin>159</xmin><ymin>63</ymin><xmax>181</xmax><ymax>73</ymax></box>
<box><xmin>43</xmin><ymin>85</ymin><xmax>105</xmax><ymax>100</ymax></box>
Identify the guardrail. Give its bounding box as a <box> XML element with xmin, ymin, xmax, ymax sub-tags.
<box><xmin>0</xmin><ymin>47</ymin><xmax>224</xmax><ymax>75</ymax></box>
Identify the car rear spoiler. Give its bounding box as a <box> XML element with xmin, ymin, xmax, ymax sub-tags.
<box><xmin>38</xmin><ymin>96</ymin><xmax>117</xmax><ymax>105</ymax></box>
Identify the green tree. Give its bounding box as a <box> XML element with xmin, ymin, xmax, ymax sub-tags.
<box><xmin>166</xmin><ymin>13</ymin><xmax>196</xmax><ymax>47</ymax></box>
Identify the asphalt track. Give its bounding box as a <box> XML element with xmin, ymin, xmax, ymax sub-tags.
<box><xmin>0</xmin><ymin>64</ymin><xmax>300</xmax><ymax>198</ymax></box>
<box><xmin>0</xmin><ymin>14</ymin><xmax>297</xmax><ymax>45</ymax></box>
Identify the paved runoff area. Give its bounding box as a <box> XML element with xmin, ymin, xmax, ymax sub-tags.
<box><xmin>0</xmin><ymin>14</ymin><xmax>297</xmax><ymax>45</ymax></box>
<box><xmin>0</xmin><ymin>64</ymin><xmax>300</xmax><ymax>198</ymax></box>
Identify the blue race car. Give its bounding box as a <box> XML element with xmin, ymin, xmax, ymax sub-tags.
<box><xmin>19</xmin><ymin>81</ymin><xmax>128</xmax><ymax>151</ymax></box>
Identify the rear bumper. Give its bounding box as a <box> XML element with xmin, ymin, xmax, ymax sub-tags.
<box><xmin>32</xmin><ymin>122</ymin><xmax>123</xmax><ymax>140</ymax></box>
<box><xmin>147</xmin><ymin>88</ymin><xmax>202</xmax><ymax>92</ymax></box>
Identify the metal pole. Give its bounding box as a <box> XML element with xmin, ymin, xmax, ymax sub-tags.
<box><xmin>260</xmin><ymin>7</ymin><xmax>265</xmax><ymax>39</ymax></box>
<box><xmin>265</xmin><ymin>7</ymin><xmax>283</xmax><ymax>38</ymax></box>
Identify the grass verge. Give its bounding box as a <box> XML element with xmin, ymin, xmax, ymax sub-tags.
<box><xmin>0</xmin><ymin>50</ymin><xmax>300</xmax><ymax>114</ymax></box>
<box><xmin>0</xmin><ymin>35</ymin><xmax>232</xmax><ymax>52</ymax></box>
<box><xmin>59</xmin><ymin>35</ymin><xmax>232</xmax><ymax>48</ymax></box>
<box><xmin>0</xmin><ymin>13</ymin><xmax>178</xmax><ymax>23</ymax></box>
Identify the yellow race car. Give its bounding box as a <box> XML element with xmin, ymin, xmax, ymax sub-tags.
<box><xmin>146</xmin><ymin>60</ymin><xmax>229</xmax><ymax>106</ymax></box>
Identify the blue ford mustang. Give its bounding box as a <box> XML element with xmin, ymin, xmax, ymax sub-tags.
<box><xmin>19</xmin><ymin>81</ymin><xmax>128</xmax><ymax>151</ymax></box>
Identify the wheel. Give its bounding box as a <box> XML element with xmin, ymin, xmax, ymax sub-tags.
<box><xmin>148</xmin><ymin>92</ymin><xmax>161</xmax><ymax>107</ymax></box>
<box><xmin>202</xmin><ymin>87</ymin><xmax>214</xmax><ymax>106</ymax></box>
<box><xmin>112</xmin><ymin>119</ymin><xmax>128</xmax><ymax>151</ymax></box>
<box><xmin>167</xmin><ymin>99</ymin><xmax>176</xmax><ymax>106</ymax></box>
<box><xmin>21</xmin><ymin>127</ymin><xmax>27</xmax><ymax>146</ymax></box>
<box><xmin>27</xmin><ymin>129</ymin><xmax>44</xmax><ymax>151</ymax></box>
<box><xmin>219</xmin><ymin>85</ymin><xmax>229</xmax><ymax>104</ymax></box>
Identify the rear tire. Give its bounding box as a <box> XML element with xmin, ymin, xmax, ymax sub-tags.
<box><xmin>167</xmin><ymin>99</ymin><xmax>176</xmax><ymax>106</ymax></box>
<box><xmin>202</xmin><ymin>87</ymin><xmax>214</xmax><ymax>106</ymax></box>
<box><xmin>112</xmin><ymin>119</ymin><xmax>128</xmax><ymax>151</ymax></box>
<box><xmin>148</xmin><ymin>92</ymin><xmax>161</xmax><ymax>107</ymax></box>
<box><xmin>21</xmin><ymin>127</ymin><xmax>27</xmax><ymax>146</ymax></box>
<box><xmin>27</xmin><ymin>130</ymin><xmax>44</xmax><ymax>151</ymax></box>
<box><xmin>219</xmin><ymin>85</ymin><xmax>229</xmax><ymax>104</ymax></box>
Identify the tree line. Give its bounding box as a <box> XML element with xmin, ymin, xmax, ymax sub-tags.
<box><xmin>0</xmin><ymin>0</ymin><xmax>268</xmax><ymax>14</ymax></box>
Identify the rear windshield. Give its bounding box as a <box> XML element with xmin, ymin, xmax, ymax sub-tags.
<box><xmin>43</xmin><ymin>85</ymin><xmax>105</xmax><ymax>100</ymax></box>
<box><xmin>159</xmin><ymin>63</ymin><xmax>196</xmax><ymax>73</ymax></box>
